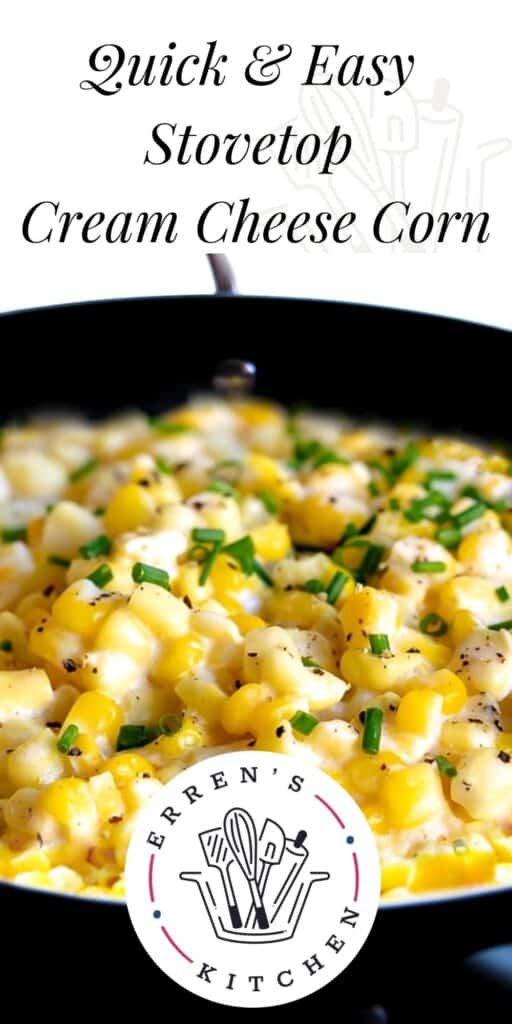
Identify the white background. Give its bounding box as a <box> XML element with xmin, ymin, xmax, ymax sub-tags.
<box><xmin>2</xmin><ymin>0</ymin><xmax>511</xmax><ymax>328</ymax></box>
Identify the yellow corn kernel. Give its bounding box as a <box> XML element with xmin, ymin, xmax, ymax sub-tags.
<box><xmin>344</xmin><ymin>751</ymin><xmax>403</xmax><ymax>798</ymax></box>
<box><xmin>240</xmin><ymin>452</ymin><xmax>284</xmax><ymax>492</ymax></box>
<box><xmin>250</xmin><ymin>522</ymin><xmax>291</xmax><ymax>561</ymax></box>
<box><xmin>208</xmin><ymin>553</ymin><xmax>252</xmax><ymax>612</ymax></box>
<box><xmin>498</xmin><ymin>732</ymin><xmax>512</xmax><ymax>753</ymax></box>
<box><xmin>221</xmin><ymin>683</ymin><xmax>272</xmax><ymax>734</ymax></box>
<box><xmin>52</xmin><ymin>579</ymin><xmax>122</xmax><ymax>639</ymax></box>
<box><xmin>396</xmin><ymin>627</ymin><xmax>451</xmax><ymax>668</ymax></box>
<box><xmin>152</xmin><ymin>633</ymin><xmax>206</xmax><ymax>688</ymax></box>
<box><xmin>0</xmin><ymin>667</ymin><xmax>53</xmax><ymax>721</ymax></box>
<box><xmin>380</xmin><ymin>763</ymin><xmax>446</xmax><ymax>829</ymax></box>
<box><xmin>437</xmin><ymin>577</ymin><xmax>494</xmax><ymax>623</ymax></box>
<box><xmin>395</xmin><ymin>690</ymin><xmax>443</xmax><ymax>736</ymax></box>
<box><xmin>3</xmin><ymin>848</ymin><xmax>52</xmax><ymax>878</ymax></box>
<box><xmin>410</xmin><ymin>840</ymin><xmax>496</xmax><ymax>892</ymax></box>
<box><xmin>104</xmin><ymin>483</ymin><xmax>155</xmax><ymax>536</ymax></box>
<box><xmin>29</xmin><ymin>615</ymin><xmax>84</xmax><ymax>671</ymax></box>
<box><xmin>129</xmin><ymin>583</ymin><xmax>189</xmax><ymax>639</ymax></box>
<box><xmin>428</xmin><ymin>669</ymin><xmax>467</xmax><ymax>714</ymax></box>
<box><xmin>381</xmin><ymin>860</ymin><xmax>412</xmax><ymax>893</ymax></box>
<box><xmin>103</xmin><ymin>752</ymin><xmax>155</xmax><ymax>786</ymax></box>
<box><xmin>171</xmin><ymin>564</ymin><xmax>211</xmax><ymax>604</ymax></box>
<box><xmin>95</xmin><ymin>608</ymin><xmax>155</xmax><ymax>666</ymax></box>
<box><xmin>62</xmin><ymin>692</ymin><xmax>122</xmax><ymax>745</ymax></box>
<box><xmin>40</xmin><ymin>501</ymin><xmax>101</xmax><ymax>557</ymax></box>
<box><xmin>449</xmin><ymin>609</ymin><xmax>481</xmax><ymax>647</ymax></box>
<box><xmin>340</xmin><ymin>649</ymin><xmax>428</xmax><ymax>693</ymax></box>
<box><xmin>286</xmin><ymin>495</ymin><xmax>356</xmax><ymax>550</ymax></box>
<box><xmin>340</xmin><ymin>587</ymin><xmax>400</xmax><ymax>648</ymax></box>
<box><xmin>88</xmin><ymin>771</ymin><xmax>124</xmax><ymax>823</ymax></box>
<box><xmin>231</xmin><ymin>613</ymin><xmax>267</xmax><ymax>636</ymax></box>
<box><xmin>253</xmin><ymin>695</ymin><xmax>308</xmax><ymax>734</ymax></box>
<box><xmin>2</xmin><ymin>451</ymin><xmax>66</xmax><ymax>498</ymax></box>
<box><xmin>364</xmin><ymin>802</ymin><xmax>388</xmax><ymax>835</ymax></box>
<box><xmin>7</xmin><ymin>729</ymin><xmax>68</xmax><ymax>789</ymax></box>
<box><xmin>64</xmin><ymin>732</ymin><xmax>103</xmax><ymax>779</ymax></box>
<box><xmin>148</xmin><ymin>716</ymin><xmax>204</xmax><ymax>759</ymax></box>
<box><xmin>254</xmin><ymin>722</ymin><xmax>297</xmax><ymax>756</ymax></box>
<box><xmin>489</xmin><ymin>832</ymin><xmax>512</xmax><ymax>861</ymax></box>
<box><xmin>234</xmin><ymin>401</ymin><xmax>282</xmax><ymax>427</ymax></box>
<box><xmin>174</xmin><ymin>676</ymin><xmax>226</xmax><ymax>724</ymax></box>
<box><xmin>263</xmin><ymin>590</ymin><xmax>318</xmax><ymax>628</ymax></box>
<box><xmin>37</xmin><ymin>777</ymin><xmax>97</xmax><ymax>837</ymax></box>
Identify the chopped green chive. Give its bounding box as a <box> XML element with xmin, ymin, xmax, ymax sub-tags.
<box><xmin>360</xmin><ymin>514</ymin><xmax>377</xmax><ymax>536</ymax></box>
<box><xmin>435</xmin><ymin>755</ymin><xmax>457</xmax><ymax>778</ymax></box>
<box><xmin>132</xmin><ymin>562</ymin><xmax>170</xmax><ymax>589</ymax></box>
<box><xmin>155</xmin><ymin>455</ymin><xmax>173</xmax><ymax>475</ymax></box>
<box><xmin>116</xmin><ymin>724</ymin><xmax>157</xmax><ymax>751</ymax></box>
<box><xmin>148</xmin><ymin>418</ymin><xmax>189</xmax><ymax>434</ymax></box>
<box><xmin>0</xmin><ymin>640</ymin><xmax>12</xmax><ymax>652</ymax></box>
<box><xmin>292</xmin><ymin>439</ymin><xmax>323</xmax><ymax>467</ymax></box>
<box><xmin>199</xmin><ymin>544</ymin><xmax>222</xmax><ymax>586</ymax></box>
<box><xmin>58</xmin><ymin>724</ymin><xmax>79</xmax><ymax>754</ymax></box>
<box><xmin>369</xmin><ymin>633</ymin><xmax>390</xmax><ymax>655</ymax></box>
<box><xmin>405</xmin><ymin>492</ymin><xmax>449</xmax><ymax>524</ymax></box>
<box><xmin>389</xmin><ymin>497</ymin><xmax>401</xmax><ymax>511</ymax></box>
<box><xmin>253</xmin><ymin>560</ymin><xmax>273</xmax><ymax>587</ymax></box>
<box><xmin>69</xmin><ymin>458</ymin><xmax>98</xmax><ymax>483</ymax></box>
<box><xmin>304</xmin><ymin>578</ymin><xmax>324</xmax><ymax>594</ymax></box>
<box><xmin>257</xmin><ymin>490</ymin><xmax>278</xmax><ymax>515</ymax></box>
<box><xmin>496</xmin><ymin>586</ymin><xmax>510</xmax><ymax>603</ymax></box>
<box><xmin>79</xmin><ymin>534</ymin><xmax>112</xmax><ymax>559</ymax></box>
<box><xmin>368</xmin><ymin>460</ymin><xmax>393</xmax><ymax>482</ymax></box>
<box><xmin>158</xmin><ymin>713</ymin><xmax>182</xmax><ymax>736</ymax></box>
<box><xmin>489</xmin><ymin>619</ymin><xmax>512</xmax><ymax>631</ymax></box>
<box><xmin>87</xmin><ymin>563</ymin><xmax>113</xmax><ymax>588</ymax></box>
<box><xmin>340</xmin><ymin>523</ymin><xmax>360</xmax><ymax>544</ymax></box>
<box><xmin>359</xmin><ymin>543</ymin><xmax>384</xmax><ymax>580</ymax></box>
<box><xmin>48</xmin><ymin>554</ymin><xmax>71</xmax><ymax>568</ymax></box>
<box><xmin>290</xmin><ymin>710</ymin><xmax>319</xmax><ymax>736</ymax></box>
<box><xmin>208</xmin><ymin>480</ymin><xmax>239</xmax><ymax>499</ymax></box>
<box><xmin>420</xmin><ymin>613</ymin><xmax>448</xmax><ymax>637</ymax></box>
<box><xmin>301</xmin><ymin>656</ymin><xmax>321</xmax><ymax>669</ymax></box>
<box><xmin>367</xmin><ymin>481</ymin><xmax>380</xmax><ymax>497</ymax></box>
<box><xmin>425</xmin><ymin>470</ymin><xmax>456</xmax><ymax>485</ymax></box>
<box><xmin>222</xmin><ymin>535</ymin><xmax>255</xmax><ymax>576</ymax></box>
<box><xmin>192</xmin><ymin>528</ymin><xmax>226</xmax><ymax>545</ymax></box>
<box><xmin>391</xmin><ymin>441</ymin><xmax>420</xmax><ymax>477</ymax></box>
<box><xmin>435</xmin><ymin>525</ymin><xmax>461</xmax><ymax>549</ymax></box>
<box><xmin>312</xmin><ymin>450</ymin><xmax>349</xmax><ymax>469</ymax></box>
<box><xmin>452</xmin><ymin>502</ymin><xmax>486</xmax><ymax>528</ymax></box>
<box><xmin>326</xmin><ymin>571</ymin><xmax>348</xmax><ymax>605</ymax></box>
<box><xmin>1</xmin><ymin>526</ymin><xmax>27</xmax><ymax>543</ymax></box>
<box><xmin>362</xmin><ymin>707</ymin><xmax>383</xmax><ymax>754</ymax></box>
<box><xmin>93</xmin><ymin>506</ymin><xmax>105</xmax><ymax>517</ymax></box>
<box><xmin>411</xmin><ymin>560</ymin><xmax>446</xmax><ymax>573</ymax></box>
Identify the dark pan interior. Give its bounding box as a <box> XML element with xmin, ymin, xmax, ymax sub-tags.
<box><xmin>0</xmin><ymin>295</ymin><xmax>510</xmax><ymax>442</ymax></box>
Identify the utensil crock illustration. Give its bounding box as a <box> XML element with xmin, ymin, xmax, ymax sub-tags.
<box><xmin>180</xmin><ymin>805</ymin><xmax>329</xmax><ymax>944</ymax></box>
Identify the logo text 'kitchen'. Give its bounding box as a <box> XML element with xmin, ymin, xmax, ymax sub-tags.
<box><xmin>126</xmin><ymin>751</ymin><xmax>380</xmax><ymax>1008</ymax></box>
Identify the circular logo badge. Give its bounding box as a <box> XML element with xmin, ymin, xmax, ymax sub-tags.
<box><xmin>126</xmin><ymin>751</ymin><xmax>380</xmax><ymax>1008</ymax></box>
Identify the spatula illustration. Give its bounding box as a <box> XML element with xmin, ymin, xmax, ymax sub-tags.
<box><xmin>224</xmin><ymin>807</ymin><xmax>269</xmax><ymax>929</ymax></box>
<box><xmin>199</xmin><ymin>827</ymin><xmax>242</xmax><ymax>929</ymax></box>
<box><xmin>245</xmin><ymin>817</ymin><xmax>286</xmax><ymax>929</ymax></box>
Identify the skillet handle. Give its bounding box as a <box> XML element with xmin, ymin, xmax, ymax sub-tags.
<box><xmin>207</xmin><ymin>254</ymin><xmax>236</xmax><ymax>295</ymax></box>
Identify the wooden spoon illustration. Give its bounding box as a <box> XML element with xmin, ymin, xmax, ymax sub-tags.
<box><xmin>224</xmin><ymin>807</ymin><xmax>269</xmax><ymax>930</ymax></box>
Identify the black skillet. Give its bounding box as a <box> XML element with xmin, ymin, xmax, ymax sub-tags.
<box><xmin>0</xmin><ymin>259</ymin><xmax>510</xmax><ymax>1021</ymax></box>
